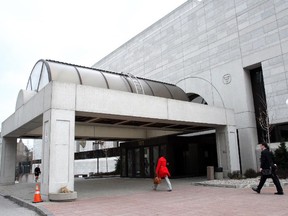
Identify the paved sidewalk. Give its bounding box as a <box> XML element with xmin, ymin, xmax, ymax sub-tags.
<box><xmin>0</xmin><ymin>177</ymin><xmax>287</xmax><ymax>216</ymax></box>
<box><xmin>0</xmin><ymin>195</ymin><xmax>39</xmax><ymax>216</ymax></box>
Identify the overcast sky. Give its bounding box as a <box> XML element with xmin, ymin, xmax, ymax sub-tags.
<box><xmin>0</xmin><ymin>0</ymin><xmax>187</xmax><ymax>130</ymax></box>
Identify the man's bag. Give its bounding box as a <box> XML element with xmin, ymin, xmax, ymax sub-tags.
<box><xmin>261</xmin><ymin>168</ymin><xmax>272</xmax><ymax>176</ymax></box>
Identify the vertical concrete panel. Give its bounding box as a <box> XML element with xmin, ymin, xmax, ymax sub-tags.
<box><xmin>0</xmin><ymin>136</ymin><xmax>2</xmax><ymax>170</ymax></box>
<box><xmin>42</xmin><ymin>120</ymin><xmax>49</xmax><ymax>187</ymax></box>
<box><xmin>0</xmin><ymin>137</ymin><xmax>17</xmax><ymax>184</ymax></box>
<box><xmin>216</xmin><ymin>126</ymin><xmax>241</xmax><ymax>176</ymax></box>
<box><xmin>42</xmin><ymin>108</ymin><xmax>75</xmax><ymax>199</ymax></box>
<box><xmin>216</xmin><ymin>130</ymin><xmax>228</xmax><ymax>171</ymax></box>
<box><xmin>237</xmin><ymin>127</ymin><xmax>258</xmax><ymax>171</ymax></box>
<box><xmin>228</xmin><ymin>130</ymin><xmax>240</xmax><ymax>171</ymax></box>
<box><xmin>42</xmin><ymin>110</ymin><xmax>52</xmax><ymax>199</ymax></box>
<box><xmin>49</xmin><ymin>109</ymin><xmax>75</xmax><ymax>194</ymax></box>
<box><xmin>54</xmin><ymin>120</ymin><xmax>69</xmax><ymax>183</ymax></box>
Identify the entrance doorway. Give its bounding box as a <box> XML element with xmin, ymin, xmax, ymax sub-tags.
<box><xmin>121</xmin><ymin>134</ymin><xmax>217</xmax><ymax>178</ymax></box>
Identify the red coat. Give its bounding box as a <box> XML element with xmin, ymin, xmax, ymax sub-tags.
<box><xmin>155</xmin><ymin>156</ymin><xmax>171</xmax><ymax>178</ymax></box>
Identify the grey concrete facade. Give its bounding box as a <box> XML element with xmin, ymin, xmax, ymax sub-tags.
<box><xmin>92</xmin><ymin>0</ymin><xmax>288</xmax><ymax>171</ymax></box>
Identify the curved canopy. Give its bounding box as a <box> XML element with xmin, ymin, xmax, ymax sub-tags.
<box><xmin>26</xmin><ymin>59</ymin><xmax>189</xmax><ymax>101</ymax></box>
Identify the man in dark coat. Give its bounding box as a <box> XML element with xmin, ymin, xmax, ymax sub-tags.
<box><xmin>34</xmin><ymin>165</ymin><xmax>41</xmax><ymax>182</ymax></box>
<box><xmin>252</xmin><ymin>143</ymin><xmax>284</xmax><ymax>195</ymax></box>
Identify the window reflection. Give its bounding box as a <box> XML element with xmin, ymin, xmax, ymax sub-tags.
<box><xmin>144</xmin><ymin>147</ymin><xmax>150</xmax><ymax>176</ymax></box>
<box><xmin>38</xmin><ymin>64</ymin><xmax>49</xmax><ymax>91</ymax></box>
<box><xmin>29</xmin><ymin>62</ymin><xmax>43</xmax><ymax>91</ymax></box>
<box><xmin>135</xmin><ymin>148</ymin><xmax>140</xmax><ymax>177</ymax></box>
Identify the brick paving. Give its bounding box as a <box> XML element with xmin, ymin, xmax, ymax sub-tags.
<box><xmin>42</xmin><ymin>179</ymin><xmax>288</xmax><ymax>216</ymax></box>
<box><xmin>1</xmin><ymin>177</ymin><xmax>288</xmax><ymax>216</ymax></box>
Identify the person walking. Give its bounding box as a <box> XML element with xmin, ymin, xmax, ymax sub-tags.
<box><xmin>153</xmin><ymin>155</ymin><xmax>172</xmax><ymax>192</ymax></box>
<box><xmin>34</xmin><ymin>165</ymin><xmax>41</xmax><ymax>182</ymax></box>
<box><xmin>252</xmin><ymin>142</ymin><xmax>284</xmax><ymax>195</ymax></box>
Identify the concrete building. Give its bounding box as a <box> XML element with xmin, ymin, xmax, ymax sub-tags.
<box><xmin>0</xmin><ymin>57</ymin><xmax>237</xmax><ymax>201</ymax></box>
<box><xmin>1</xmin><ymin>0</ymin><xmax>287</xmax><ymax>201</ymax></box>
<box><xmin>92</xmin><ymin>0</ymin><xmax>288</xmax><ymax>171</ymax></box>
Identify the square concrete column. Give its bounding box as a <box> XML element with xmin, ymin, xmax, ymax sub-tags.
<box><xmin>0</xmin><ymin>137</ymin><xmax>17</xmax><ymax>185</ymax></box>
<box><xmin>42</xmin><ymin>109</ymin><xmax>77</xmax><ymax>201</ymax></box>
<box><xmin>216</xmin><ymin>125</ymin><xmax>240</xmax><ymax>177</ymax></box>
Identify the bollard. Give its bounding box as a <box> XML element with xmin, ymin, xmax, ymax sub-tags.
<box><xmin>207</xmin><ymin>166</ymin><xmax>214</xmax><ymax>180</ymax></box>
<box><xmin>215</xmin><ymin>167</ymin><xmax>223</xmax><ymax>180</ymax></box>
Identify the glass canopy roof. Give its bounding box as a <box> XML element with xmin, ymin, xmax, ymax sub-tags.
<box><xmin>26</xmin><ymin>59</ymin><xmax>189</xmax><ymax>101</ymax></box>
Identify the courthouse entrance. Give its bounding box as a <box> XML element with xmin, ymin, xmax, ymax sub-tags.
<box><xmin>121</xmin><ymin>133</ymin><xmax>217</xmax><ymax>178</ymax></box>
<box><xmin>1</xmin><ymin>60</ymin><xmax>240</xmax><ymax>201</ymax></box>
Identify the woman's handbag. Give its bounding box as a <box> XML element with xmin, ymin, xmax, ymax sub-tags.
<box><xmin>153</xmin><ymin>176</ymin><xmax>161</xmax><ymax>184</ymax></box>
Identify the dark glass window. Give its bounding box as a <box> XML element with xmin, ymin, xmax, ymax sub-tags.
<box><xmin>187</xmin><ymin>93</ymin><xmax>208</xmax><ymax>105</ymax></box>
<box><xmin>250</xmin><ymin>67</ymin><xmax>268</xmax><ymax>143</ymax></box>
<box><xmin>121</xmin><ymin>148</ymin><xmax>126</xmax><ymax>177</ymax></box>
<box><xmin>250</xmin><ymin>67</ymin><xmax>288</xmax><ymax>143</ymax></box>
<box><xmin>144</xmin><ymin>147</ymin><xmax>150</xmax><ymax>177</ymax></box>
<box><xmin>270</xmin><ymin>123</ymin><xmax>288</xmax><ymax>142</ymax></box>
<box><xmin>127</xmin><ymin>149</ymin><xmax>133</xmax><ymax>177</ymax></box>
<box><xmin>135</xmin><ymin>148</ymin><xmax>141</xmax><ymax>177</ymax></box>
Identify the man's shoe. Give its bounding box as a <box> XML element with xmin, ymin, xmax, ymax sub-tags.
<box><xmin>252</xmin><ymin>187</ymin><xmax>260</xmax><ymax>193</ymax></box>
<box><xmin>274</xmin><ymin>192</ymin><xmax>284</xmax><ymax>195</ymax></box>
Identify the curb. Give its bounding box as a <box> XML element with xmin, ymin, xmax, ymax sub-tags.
<box><xmin>1</xmin><ymin>194</ymin><xmax>54</xmax><ymax>216</ymax></box>
<box><xmin>193</xmin><ymin>180</ymin><xmax>288</xmax><ymax>189</ymax></box>
<box><xmin>193</xmin><ymin>182</ymin><xmax>237</xmax><ymax>188</ymax></box>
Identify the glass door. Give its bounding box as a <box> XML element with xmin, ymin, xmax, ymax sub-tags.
<box><xmin>127</xmin><ymin>149</ymin><xmax>133</xmax><ymax>177</ymax></box>
<box><xmin>144</xmin><ymin>147</ymin><xmax>150</xmax><ymax>177</ymax></box>
<box><xmin>135</xmin><ymin>148</ymin><xmax>140</xmax><ymax>177</ymax></box>
<box><xmin>152</xmin><ymin>146</ymin><xmax>159</xmax><ymax>176</ymax></box>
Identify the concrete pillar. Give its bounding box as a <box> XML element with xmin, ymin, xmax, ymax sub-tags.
<box><xmin>42</xmin><ymin>109</ymin><xmax>77</xmax><ymax>201</ymax></box>
<box><xmin>0</xmin><ymin>137</ymin><xmax>17</xmax><ymax>185</ymax></box>
<box><xmin>237</xmin><ymin>128</ymin><xmax>258</xmax><ymax>172</ymax></box>
<box><xmin>216</xmin><ymin>125</ymin><xmax>240</xmax><ymax>177</ymax></box>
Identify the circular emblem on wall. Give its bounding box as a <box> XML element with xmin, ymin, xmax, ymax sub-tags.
<box><xmin>222</xmin><ymin>74</ymin><xmax>232</xmax><ymax>84</ymax></box>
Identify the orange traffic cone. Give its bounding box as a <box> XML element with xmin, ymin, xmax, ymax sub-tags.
<box><xmin>33</xmin><ymin>183</ymin><xmax>43</xmax><ymax>203</ymax></box>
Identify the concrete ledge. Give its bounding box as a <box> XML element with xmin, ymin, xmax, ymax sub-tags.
<box><xmin>3</xmin><ymin>194</ymin><xmax>53</xmax><ymax>216</ymax></box>
<box><xmin>49</xmin><ymin>192</ymin><xmax>77</xmax><ymax>202</ymax></box>
<box><xmin>193</xmin><ymin>182</ymin><xmax>237</xmax><ymax>188</ymax></box>
<box><xmin>193</xmin><ymin>178</ymin><xmax>288</xmax><ymax>189</ymax></box>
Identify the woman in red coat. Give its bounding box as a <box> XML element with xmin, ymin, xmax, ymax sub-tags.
<box><xmin>153</xmin><ymin>156</ymin><xmax>172</xmax><ymax>191</ymax></box>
